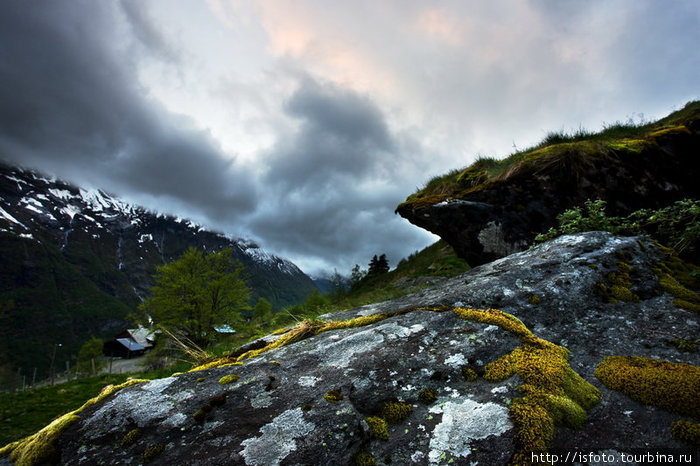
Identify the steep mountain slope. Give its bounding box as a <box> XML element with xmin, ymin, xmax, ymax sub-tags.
<box><xmin>0</xmin><ymin>161</ymin><xmax>317</xmax><ymax>380</ymax></box>
<box><xmin>396</xmin><ymin>101</ymin><xmax>700</xmax><ymax>266</ymax></box>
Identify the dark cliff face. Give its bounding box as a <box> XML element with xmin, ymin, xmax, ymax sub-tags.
<box><xmin>396</xmin><ymin>103</ymin><xmax>700</xmax><ymax>266</ymax></box>
<box><xmin>0</xmin><ymin>161</ymin><xmax>317</xmax><ymax>378</ymax></box>
<box><xmin>3</xmin><ymin>232</ymin><xmax>697</xmax><ymax>465</ymax></box>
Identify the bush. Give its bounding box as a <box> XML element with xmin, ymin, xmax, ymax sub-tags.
<box><xmin>535</xmin><ymin>199</ymin><xmax>700</xmax><ymax>260</ymax></box>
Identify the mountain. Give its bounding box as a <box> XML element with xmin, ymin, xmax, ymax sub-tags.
<box><xmin>0</xmin><ymin>161</ymin><xmax>317</xmax><ymax>381</ymax></box>
<box><xmin>3</xmin><ymin>232</ymin><xmax>697</xmax><ymax>464</ymax></box>
<box><xmin>396</xmin><ymin>101</ymin><xmax>700</xmax><ymax>266</ymax></box>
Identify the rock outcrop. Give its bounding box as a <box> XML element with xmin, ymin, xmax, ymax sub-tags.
<box><xmin>2</xmin><ymin>232</ymin><xmax>698</xmax><ymax>465</ymax></box>
<box><xmin>396</xmin><ymin>102</ymin><xmax>700</xmax><ymax>266</ymax></box>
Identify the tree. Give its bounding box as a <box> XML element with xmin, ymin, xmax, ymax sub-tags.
<box><xmin>350</xmin><ymin>264</ymin><xmax>366</xmax><ymax>286</ymax></box>
<box><xmin>367</xmin><ymin>253</ymin><xmax>390</xmax><ymax>278</ymax></box>
<box><xmin>139</xmin><ymin>247</ymin><xmax>251</xmax><ymax>346</ymax></box>
<box><xmin>252</xmin><ymin>297</ymin><xmax>273</xmax><ymax>323</ymax></box>
<box><xmin>77</xmin><ymin>337</ymin><xmax>104</xmax><ymax>375</ymax></box>
<box><xmin>328</xmin><ymin>269</ymin><xmax>347</xmax><ymax>298</ymax></box>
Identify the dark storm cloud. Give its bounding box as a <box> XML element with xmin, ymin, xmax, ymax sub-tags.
<box><xmin>265</xmin><ymin>79</ymin><xmax>396</xmax><ymax>191</ymax></box>
<box><xmin>0</xmin><ymin>1</ymin><xmax>256</xmax><ymax>218</ymax></box>
<box><xmin>252</xmin><ymin>78</ymin><xmax>432</xmax><ymax>273</ymax></box>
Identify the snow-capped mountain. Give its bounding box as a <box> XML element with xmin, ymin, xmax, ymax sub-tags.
<box><xmin>0</xmin><ymin>160</ymin><xmax>317</xmax><ymax>378</ymax></box>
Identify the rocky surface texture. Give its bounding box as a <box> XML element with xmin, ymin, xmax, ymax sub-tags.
<box><xmin>396</xmin><ymin>102</ymin><xmax>700</xmax><ymax>266</ymax></box>
<box><xmin>3</xmin><ymin>232</ymin><xmax>698</xmax><ymax>465</ymax></box>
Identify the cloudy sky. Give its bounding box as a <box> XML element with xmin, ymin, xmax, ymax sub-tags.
<box><xmin>0</xmin><ymin>1</ymin><xmax>698</xmax><ymax>275</ymax></box>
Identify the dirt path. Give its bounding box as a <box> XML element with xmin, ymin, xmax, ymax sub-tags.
<box><xmin>102</xmin><ymin>355</ymin><xmax>147</xmax><ymax>375</ymax></box>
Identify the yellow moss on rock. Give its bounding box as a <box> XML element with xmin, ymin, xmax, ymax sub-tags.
<box><xmin>454</xmin><ymin>308</ymin><xmax>600</xmax><ymax>461</ymax></box>
<box><xmin>323</xmin><ymin>389</ymin><xmax>344</xmax><ymax>403</ymax></box>
<box><xmin>189</xmin><ymin>359</ymin><xmax>244</xmax><ymax>372</ymax></box>
<box><xmin>595</xmin><ymin>356</ymin><xmax>700</xmax><ymax>418</ymax></box>
<box><xmin>380</xmin><ymin>401</ymin><xmax>413</xmax><ymax>424</ymax></box>
<box><xmin>141</xmin><ymin>443</ymin><xmax>165</xmax><ymax>463</ymax></box>
<box><xmin>648</xmin><ymin>125</ymin><xmax>691</xmax><ymax>138</ymax></box>
<box><xmin>657</xmin><ymin>273</ymin><xmax>700</xmax><ymax>313</ymax></box>
<box><xmin>453</xmin><ymin>307</ymin><xmax>534</xmax><ymax>340</ymax></box>
<box><xmin>365</xmin><ymin>416</ymin><xmax>389</xmax><ymax>440</ymax></box>
<box><xmin>120</xmin><ymin>428</ymin><xmax>142</xmax><ymax>447</ymax></box>
<box><xmin>670</xmin><ymin>420</ymin><xmax>700</xmax><ymax>448</ymax></box>
<box><xmin>218</xmin><ymin>374</ymin><xmax>240</xmax><ymax>385</ymax></box>
<box><xmin>0</xmin><ymin>379</ymin><xmax>148</xmax><ymax>466</ymax></box>
<box><xmin>354</xmin><ymin>451</ymin><xmax>377</xmax><ymax>466</ymax></box>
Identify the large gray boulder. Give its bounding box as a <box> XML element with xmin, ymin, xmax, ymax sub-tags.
<box><xmin>2</xmin><ymin>232</ymin><xmax>698</xmax><ymax>465</ymax></box>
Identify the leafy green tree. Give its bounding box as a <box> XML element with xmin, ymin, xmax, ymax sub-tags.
<box><xmin>350</xmin><ymin>264</ymin><xmax>366</xmax><ymax>287</ymax></box>
<box><xmin>76</xmin><ymin>337</ymin><xmax>104</xmax><ymax>375</ymax></box>
<box><xmin>252</xmin><ymin>297</ymin><xmax>273</xmax><ymax>323</ymax></box>
<box><xmin>139</xmin><ymin>247</ymin><xmax>250</xmax><ymax>346</ymax></box>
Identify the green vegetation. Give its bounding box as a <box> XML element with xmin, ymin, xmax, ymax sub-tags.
<box><xmin>139</xmin><ymin>247</ymin><xmax>251</xmax><ymax>347</ymax></box>
<box><xmin>379</xmin><ymin>401</ymin><xmax>413</xmax><ymax>423</ymax></box>
<box><xmin>365</xmin><ymin>416</ymin><xmax>389</xmax><ymax>440</ymax></box>
<box><xmin>400</xmin><ymin>101</ymin><xmax>700</xmax><ymax>211</ymax></box>
<box><xmin>323</xmin><ymin>388</ymin><xmax>344</xmax><ymax>403</ymax></box>
<box><xmin>534</xmin><ymin>199</ymin><xmax>700</xmax><ymax>259</ymax></box>
<box><xmin>671</xmin><ymin>420</ymin><xmax>700</xmax><ymax>448</ymax></box>
<box><xmin>0</xmin><ymin>365</ymin><xmax>188</xmax><ymax>447</ymax></box>
<box><xmin>454</xmin><ymin>308</ymin><xmax>600</xmax><ymax>462</ymax></box>
<box><xmin>0</xmin><ymin>233</ymin><xmax>134</xmax><ymax>387</ymax></box>
<box><xmin>0</xmin><ymin>379</ymin><xmax>147</xmax><ymax>465</ymax></box>
<box><xmin>76</xmin><ymin>337</ymin><xmax>105</xmax><ymax>376</ymax></box>
<box><xmin>595</xmin><ymin>356</ymin><xmax>700</xmax><ymax>419</ymax></box>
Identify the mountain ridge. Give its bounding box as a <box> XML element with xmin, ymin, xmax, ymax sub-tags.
<box><xmin>0</xmin><ymin>160</ymin><xmax>317</xmax><ymax>382</ymax></box>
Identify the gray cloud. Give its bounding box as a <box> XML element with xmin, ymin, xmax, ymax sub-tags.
<box><xmin>251</xmin><ymin>78</ymin><xmax>433</xmax><ymax>273</ymax></box>
<box><xmin>0</xmin><ymin>0</ymin><xmax>697</xmax><ymax>276</ymax></box>
<box><xmin>0</xmin><ymin>0</ymin><xmax>257</xmax><ymax>220</ymax></box>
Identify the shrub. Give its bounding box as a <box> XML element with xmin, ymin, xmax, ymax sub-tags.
<box><xmin>534</xmin><ymin>199</ymin><xmax>700</xmax><ymax>259</ymax></box>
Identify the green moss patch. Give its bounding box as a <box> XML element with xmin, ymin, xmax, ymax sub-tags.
<box><xmin>354</xmin><ymin>451</ymin><xmax>376</xmax><ymax>465</ymax></box>
<box><xmin>597</xmin><ymin>261</ymin><xmax>640</xmax><ymax>303</ymax></box>
<box><xmin>670</xmin><ymin>420</ymin><xmax>700</xmax><ymax>448</ymax></box>
<box><xmin>365</xmin><ymin>416</ymin><xmax>389</xmax><ymax>440</ymax></box>
<box><xmin>595</xmin><ymin>356</ymin><xmax>700</xmax><ymax>418</ymax></box>
<box><xmin>141</xmin><ymin>443</ymin><xmax>165</xmax><ymax>463</ymax></box>
<box><xmin>418</xmin><ymin>388</ymin><xmax>438</xmax><ymax>405</ymax></box>
<box><xmin>120</xmin><ymin>428</ymin><xmax>142</xmax><ymax>447</ymax></box>
<box><xmin>454</xmin><ymin>307</ymin><xmax>600</xmax><ymax>462</ymax></box>
<box><xmin>323</xmin><ymin>389</ymin><xmax>344</xmax><ymax>403</ymax></box>
<box><xmin>218</xmin><ymin>374</ymin><xmax>240</xmax><ymax>384</ymax></box>
<box><xmin>379</xmin><ymin>401</ymin><xmax>413</xmax><ymax>424</ymax></box>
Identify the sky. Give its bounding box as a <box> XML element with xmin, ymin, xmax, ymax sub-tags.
<box><xmin>0</xmin><ymin>1</ymin><xmax>698</xmax><ymax>276</ymax></box>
